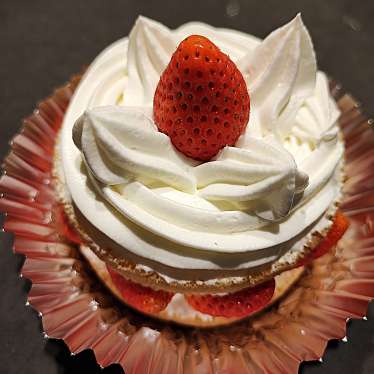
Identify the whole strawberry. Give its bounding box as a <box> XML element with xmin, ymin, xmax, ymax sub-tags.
<box><xmin>153</xmin><ymin>35</ymin><xmax>250</xmax><ymax>161</ymax></box>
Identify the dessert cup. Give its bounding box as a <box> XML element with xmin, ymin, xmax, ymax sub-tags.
<box><xmin>52</xmin><ymin>16</ymin><xmax>347</xmax><ymax>328</ymax></box>
<box><xmin>1</xmin><ymin>74</ymin><xmax>374</xmax><ymax>373</ymax></box>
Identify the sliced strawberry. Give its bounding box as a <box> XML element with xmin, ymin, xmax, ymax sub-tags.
<box><xmin>299</xmin><ymin>211</ymin><xmax>349</xmax><ymax>266</ymax></box>
<box><xmin>186</xmin><ymin>279</ymin><xmax>275</xmax><ymax>318</ymax></box>
<box><xmin>106</xmin><ymin>265</ymin><xmax>173</xmax><ymax>314</ymax></box>
<box><xmin>153</xmin><ymin>34</ymin><xmax>250</xmax><ymax>161</ymax></box>
<box><xmin>54</xmin><ymin>204</ymin><xmax>82</xmax><ymax>244</ymax></box>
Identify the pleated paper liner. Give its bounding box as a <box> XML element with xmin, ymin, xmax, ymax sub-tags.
<box><xmin>1</xmin><ymin>74</ymin><xmax>374</xmax><ymax>373</ymax></box>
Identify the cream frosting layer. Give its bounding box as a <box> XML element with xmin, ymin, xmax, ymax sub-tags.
<box><xmin>61</xmin><ymin>15</ymin><xmax>343</xmax><ymax>274</ymax></box>
<box><xmin>74</xmin><ymin>107</ymin><xmax>310</xmax><ymax>235</ymax></box>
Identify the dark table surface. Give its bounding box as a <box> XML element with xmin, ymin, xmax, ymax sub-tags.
<box><xmin>1</xmin><ymin>1</ymin><xmax>374</xmax><ymax>373</ymax></box>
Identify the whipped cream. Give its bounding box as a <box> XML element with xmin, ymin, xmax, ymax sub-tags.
<box><xmin>238</xmin><ymin>14</ymin><xmax>317</xmax><ymax>139</ymax></box>
<box><xmin>74</xmin><ymin>107</ymin><xmax>310</xmax><ymax>234</ymax></box>
<box><xmin>61</xmin><ymin>15</ymin><xmax>343</xmax><ymax>274</ymax></box>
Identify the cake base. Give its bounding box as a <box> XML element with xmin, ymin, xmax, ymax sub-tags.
<box><xmin>80</xmin><ymin>244</ymin><xmax>305</xmax><ymax>327</ymax></box>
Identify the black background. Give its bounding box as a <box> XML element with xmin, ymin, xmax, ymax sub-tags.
<box><xmin>1</xmin><ymin>1</ymin><xmax>374</xmax><ymax>373</ymax></box>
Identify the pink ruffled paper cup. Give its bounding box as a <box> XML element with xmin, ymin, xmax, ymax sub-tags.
<box><xmin>1</xmin><ymin>74</ymin><xmax>374</xmax><ymax>373</ymax></box>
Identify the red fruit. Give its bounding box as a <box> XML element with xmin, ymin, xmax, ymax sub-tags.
<box><xmin>54</xmin><ymin>204</ymin><xmax>82</xmax><ymax>244</ymax></box>
<box><xmin>106</xmin><ymin>265</ymin><xmax>173</xmax><ymax>314</ymax></box>
<box><xmin>186</xmin><ymin>279</ymin><xmax>275</xmax><ymax>318</ymax></box>
<box><xmin>153</xmin><ymin>35</ymin><xmax>250</xmax><ymax>161</ymax></box>
<box><xmin>299</xmin><ymin>211</ymin><xmax>350</xmax><ymax>266</ymax></box>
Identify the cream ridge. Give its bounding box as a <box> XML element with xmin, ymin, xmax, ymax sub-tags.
<box><xmin>60</xmin><ymin>15</ymin><xmax>343</xmax><ymax>275</ymax></box>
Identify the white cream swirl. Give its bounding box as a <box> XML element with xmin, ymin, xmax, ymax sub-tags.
<box><xmin>61</xmin><ymin>15</ymin><xmax>343</xmax><ymax>272</ymax></box>
<box><xmin>75</xmin><ymin>103</ymin><xmax>309</xmax><ymax>233</ymax></box>
<box><xmin>74</xmin><ymin>106</ymin><xmax>196</xmax><ymax>192</ymax></box>
<box><xmin>125</xmin><ymin>17</ymin><xmax>177</xmax><ymax>107</ymax></box>
<box><xmin>292</xmin><ymin>71</ymin><xmax>341</xmax><ymax>143</ymax></box>
<box><xmin>239</xmin><ymin>14</ymin><xmax>317</xmax><ymax>139</ymax></box>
